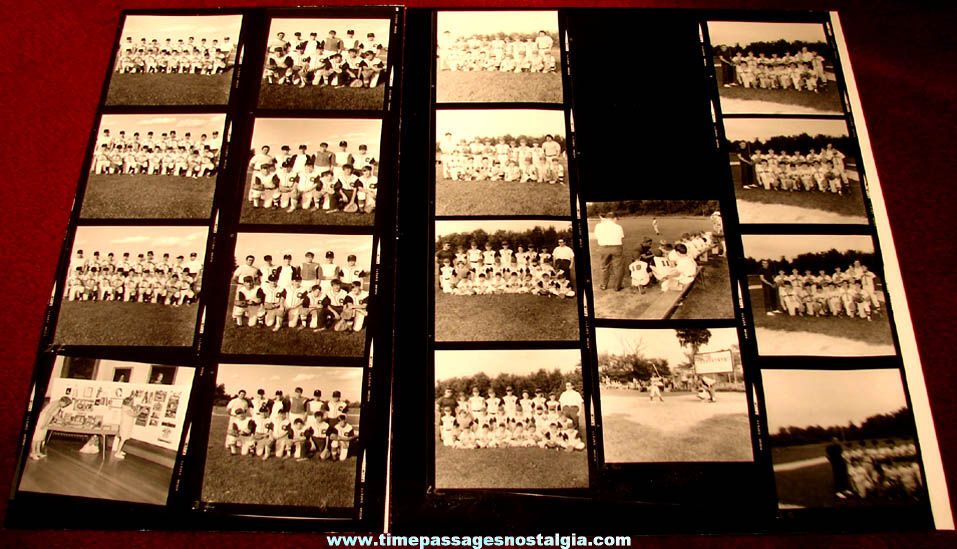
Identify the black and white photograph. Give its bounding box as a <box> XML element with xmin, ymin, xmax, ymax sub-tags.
<box><xmin>222</xmin><ymin>232</ymin><xmax>373</xmax><ymax>358</ymax></box>
<box><xmin>434</xmin><ymin>219</ymin><xmax>578</xmax><ymax>343</ymax></box>
<box><xmin>708</xmin><ymin>21</ymin><xmax>842</xmax><ymax>115</ymax></box>
<box><xmin>201</xmin><ymin>363</ymin><xmax>363</xmax><ymax>510</ymax></box>
<box><xmin>725</xmin><ymin>118</ymin><xmax>868</xmax><ymax>225</ymax></box>
<box><xmin>106</xmin><ymin>14</ymin><xmax>242</xmax><ymax>106</ymax></box>
<box><xmin>434</xmin><ymin>349</ymin><xmax>587</xmax><ymax>490</ymax></box>
<box><xmin>596</xmin><ymin>327</ymin><xmax>752</xmax><ymax>463</ymax></box>
<box><xmin>763</xmin><ymin>368</ymin><xmax>925</xmax><ymax>509</ymax></box>
<box><xmin>743</xmin><ymin>234</ymin><xmax>895</xmax><ymax>357</ymax></box>
<box><xmin>435</xmin><ymin>109</ymin><xmax>569</xmax><ymax>217</ymax></box>
<box><xmin>54</xmin><ymin>226</ymin><xmax>207</xmax><ymax>347</ymax></box>
<box><xmin>258</xmin><ymin>18</ymin><xmax>391</xmax><ymax>111</ymax></box>
<box><xmin>586</xmin><ymin>200</ymin><xmax>733</xmax><ymax>321</ymax></box>
<box><xmin>81</xmin><ymin>113</ymin><xmax>226</xmax><ymax>220</ymax></box>
<box><xmin>242</xmin><ymin>117</ymin><xmax>382</xmax><ymax>226</ymax></box>
<box><xmin>436</xmin><ymin>11</ymin><xmax>563</xmax><ymax>104</ymax></box>
<box><xmin>18</xmin><ymin>356</ymin><xmax>194</xmax><ymax>505</ymax></box>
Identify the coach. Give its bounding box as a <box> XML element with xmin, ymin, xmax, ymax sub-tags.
<box><xmin>595</xmin><ymin>212</ymin><xmax>625</xmax><ymax>291</ymax></box>
<box><xmin>559</xmin><ymin>382</ymin><xmax>584</xmax><ymax>431</ymax></box>
<box><xmin>552</xmin><ymin>238</ymin><xmax>575</xmax><ymax>282</ymax></box>
<box><xmin>758</xmin><ymin>259</ymin><xmax>779</xmax><ymax>315</ymax></box>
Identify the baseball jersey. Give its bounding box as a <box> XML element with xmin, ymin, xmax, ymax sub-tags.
<box><xmin>322</xmin><ymin>288</ymin><xmax>348</xmax><ymax>308</ymax></box>
<box><xmin>260</xmin><ymin>284</ymin><xmax>286</xmax><ymax>306</ymax></box>
<box><xmin>236</xmin><ymin>285</ymin><xmax>264</xmax><ymax>305</ymax></box>
<box><xmin>341</xmin><ymin>265</ymin><xmax>365</xmax><ymax>285</ymax></box>
<box><xmin>328</xmin><ymin>399</ymin><xmax>349</xmax><ymax>417</ymax></box>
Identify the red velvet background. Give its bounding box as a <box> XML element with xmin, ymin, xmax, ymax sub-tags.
<box><xmin>0</xmin><ymin>0</ymin><xmax>954</xmax><ymax>546</ymax></box>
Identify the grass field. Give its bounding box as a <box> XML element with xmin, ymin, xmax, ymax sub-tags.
<box><xmin>436</xmin><ymin>48</ymin><xmax>563</xmax><ymax>103</ymax></box>
<box><xmin>201</xmin><ymin>407</ymin><xmax>357</xmax><ymax>509</ymax></box>
<box><xmin>106</xmin><ymin>72</ymin><xmax>233</xmax><ymax>106</ymax></box>
<box><xmin>434</xmin><ymin>291</ymin><xmax>579</xmax><ymax>342</ymax></box>
<box><xmin>587</xmin><ymin>215</ymin><xmax>734</xmax><ymax>320</ymax></box>
<box><xmin>434</xmin><ymin>432</ymin><xmax>588</xmax><ymax>490</ymax></box>
<box><xmin>732</xmin><ymin>167</ymin><xmax>868</xmax><ymax>224</ymax></box>
<box><xmin>258</xmin><ymin>82</ymin><xmax>385</xmax><ymax>111</ymax></box>
<box><xmin>716</xmin><ymin>72</ymin><xmax>842</xmax><ymax>114</ymax></box>
<box><xmin>749</xmin><ymin>286</ymin><xmax>895</xmax><ymax>356</ymax></box>
<box><xmin>600</xmin><ymin>388</ymin><xmax>752</xmax><ymax>463</ymax></box>
<box><xmin>79</xmin><ymin>174</ymin><xmax>216</xmax><ymax>220</ymax></box>
<box><xmin>435</xmin><ymin>175</ymin><xmax>570</xmax><ymax>217</ymax></box>
<box><xmin>238</xmin><ymin>172</ymin><xmax>374</xmax><ymax>227</ymax></box>
<box><xmin>53</xmin><ymin>300</ymin><xmax>197</xmax><ymax>347</ymax></box>
<box><xmin>220</xmin><ymin>286</ymin><xmax>366</xmax><ymax>357</ymax></box>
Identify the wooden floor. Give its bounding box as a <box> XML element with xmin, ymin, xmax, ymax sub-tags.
<box><xmin>18</xmin><ymin>437</ymin><xmax>173</xmax><ymax>505</ymax></box>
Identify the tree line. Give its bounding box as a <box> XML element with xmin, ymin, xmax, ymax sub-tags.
<box><xmin>745</xmin><ymin>249</ymin><xmax>879</xmax><ymax>275</ymax></box>
<box><xmin>436</xmin><ymin>133</ymin><xmax>567</xmax><ymax>150</ymax></box>
<box><xmin>771</xmin><ymin>407</ymin><xmax>916</xmax><ymax>446</ymax></box>
<box><xmin>587</xmin><ymin>200</ymin><xmax>719</xmax><ymax>218</ymax></box>
<box><xmin>436</xmin><ymin>367</ymin><xmax>583</xmax><ymax>398</ymax></box>
<box><xmin>730</xmin><ymin>134</ymin><xmax>853</xmax><ymax>157</ymax></box>
<box><xmin>436</xmin><ymin>226</ymin><xmax>573</xmax><ymax>252</ymax></box>
<box><xmin>453</xmin><ymin>31</ymin><xmax>560</xmax><ymax>42</ymax></box>
<box><xmin>714</xmin><ymin>39</ymin><xmax>830</xmax><ymax>59</ymax></box>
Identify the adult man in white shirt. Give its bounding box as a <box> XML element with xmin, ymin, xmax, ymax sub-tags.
<box><xmin>551</xmin><ymin>238</ymin><xmax>575</xmax><ymax>282</ymax></box>
<box><xmin>594</xmin><ymin>212</ymin><xmax>625</xmax><ymax>291</ymax></box>
<box><xmin>558</xmin><ymin>382</ymin><xmax>583</xmax><ymax>430</ymax></box>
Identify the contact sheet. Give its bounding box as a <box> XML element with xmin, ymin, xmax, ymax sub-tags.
<box><xmin>7</xmin><ymin>6</ymin><xmax>402</xmax><ymax>532</ymax></box>
<box><xmin>390</xmin><ymin>7</ymin><xmax>951</xmax><ymax>535</ymax></box>
<box><xmin>5</xmin><ymin>5</ymin><xmax>952</xmax><ymax>536</ymax></box>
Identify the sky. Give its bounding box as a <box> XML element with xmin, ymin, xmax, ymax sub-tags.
<box><xmin>742</xmin><ymin>234</ymin><xmax>874</xmax><ymax>262</ymax></box>
<box><xmin>71</xmin><ymin>226</ymin><xmax>209</xmax><ymax>260</ymax></box>
<box><xmin>121</xmin><ymin>14</ymin><xmax>242</xmax><ymax>43</ymax></box>
<box><xmin>595</xmin><ymin>327</ymin><xmax>739</xmax><ymax>365</ymax></box>
<box><xmin>763</xmin><ymin>368</ymin><xmax>908</xmax><ymax>432</ymax></box>
<box><xmin>435</xmin><ymin>219</ymin><xmax>571</xmax><ymax>239</ymax></box>
<box><xmin>251</xmin><ymin>118</ymin><xmax>381</xmax><ymax>158</ymax></box>
<box><xmin>435</xmin><ymin>109</ymin><xmax>566</xmax><ymax>142</ymax></box>
<box><xmin>268</xmin><ymin>17</ymin><xmax>390</xmax><ymax>48</ymax></box>
<box><xmin>723</xmin><ymin>118</ymin><xmax>848</xmax><ymax>142</ymax></box>
<box><xmin>435</xmin><ymin>348</ymin><xmax>580</xmax><ymax>382</ymax></box>
<box><xmin>707</xmin><ymin>21</ymin><xmax>827</xmax><ymax>48</ymax></box>
<box><xmin>438</xmin><ymin>10</ymin><xmax>558</xmax><ymax>38</ymax></box>
<box><xmin>98</xmin><ymin>114</ymin><xmax>226</xmax><ymax>141</ymax></box>
<box><xmin>216</xmin><ymin>363</ymin><xmax>363</xmax><ymax>402</ymax></box>
<box><xmin>234</xmin><ymin>232</ymin><xmax>373</xmax><ymax>271</ymax></box>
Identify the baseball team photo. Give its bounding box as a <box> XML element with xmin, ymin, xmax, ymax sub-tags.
<box><xmin>242</xmin><ymin>117</ymin><xmax>381</xmax><ymax>226</ymax></box>
<box><xmin>587</xmin><ymin>200</ymin><xmax>733</xmax><ymax>321</ymax></box>
<box><xmin>222</xmin><ymin>231</ymin><xmax>372</xmax><ymax>358</ymax></box>
<box><xmin>436</xmin><ymin>10</ymin><xmax>563</xmax><ymax>104</ymax></box>
<box><xmin>597</xmin><ymin>327</ymin><xmax>752</xmax><ymax>463</ymax></box>
<box><xmin>744</xmin><ymin>234</ymin><xmax>896</xmax><ymax>357</ymax></box>
<box><xmin>106</xmin><ymin>14</ymin><xmax>242</xmax><ymax>106</ymax></box>
<box><xmin>708</xmin><ymin>21</ymin><xmax>843</xmax><ymax>115</ymax></box>
<box><xmin>434</xmin><ymin>219</ymin><xmax>579</xmax><ymax>342</ymax></box>
<box><xmin>725</xmin><ymin>118</ymin><xmax>868</xmax><ymax>225</ymax></box>
<box><xmin>201</xmin><ymin>363</ymin><xmax>363</xmax><ymax>510</ymax></box>
<box><xmin>434</xmin><ymin>349</ymin><xmax>588</xmax><ymax>490</ymax></box>
<box><xmin>54</xmin><ymin>226</ymin><xmax>207</xmax><ymax>347</ymax></box>
<box><xmin>763</xmin><ymin>368</ymin><xmax>926</xmax><ymax>510</ymax></box>
<box><xmin>435</xmin><ymin>108</ymin><xmax>569</xmax><ymax>217</ymax></box>
<box><xmin>19</xmin><ymin>356</ymin><xmax>194</xmax><ymax>505</ymax></box>
<box><xmin>258</xmin><ymin>17</ymin><xmax>390</xmax><ymax>111</ymax></box>
<box><xmin>81</xmin><ymin>114</ymin><xmax>226</xmax><ymax>220</ymax></box>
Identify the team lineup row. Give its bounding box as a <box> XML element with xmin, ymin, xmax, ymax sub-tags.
<box><xmin>720</xmin><ymin>48</ymin><xmax>830</xmax><ymax>91</ymax></box>
<box><xmin>436</xmin><ymin>385</ymin><xmax>585</xmax><ymax>451</ymax></box>
<box><xmin>738</xmin><ymin>144</ymin><xmax>850</xmax><ymax>194</ymax></box>
<box><xmin>225</xmin><ymin>389</ymin><xmax>356</xmax><ymax>461</ymax></box>
<box><xmin>437</xmin><ymin>31</ymin><xmax>557</xmax><ymax>73</ymax></box>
